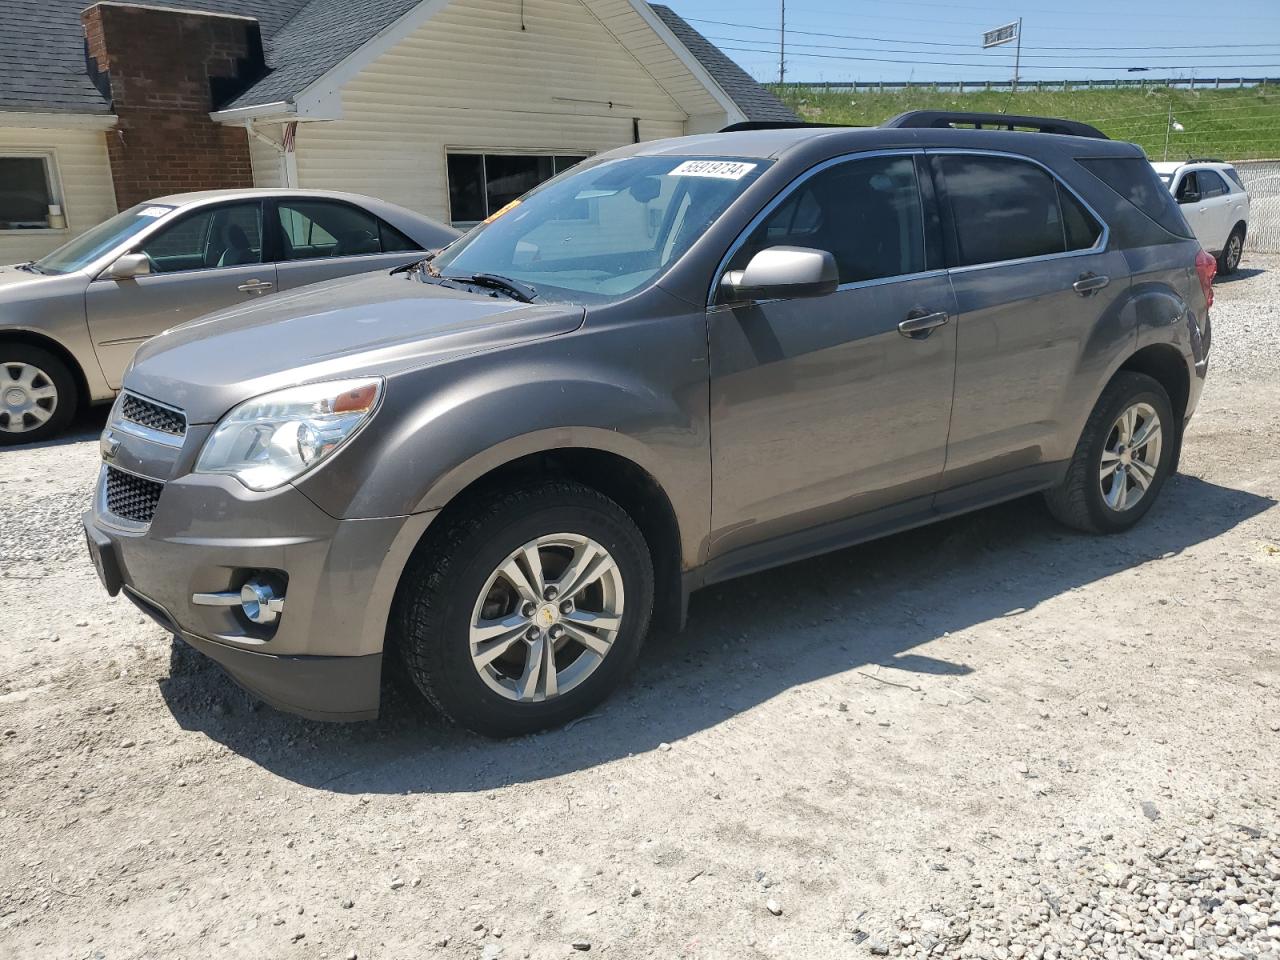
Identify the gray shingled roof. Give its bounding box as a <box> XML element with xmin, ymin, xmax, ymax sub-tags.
<box><xmin>2</xmin><ymin>0</ymin><xmax>798</xmax><ymax>122</ymax></box>
<box><xmin>0</xmin><ymin>0</ymin><xmax>314</xmax><ymax>114</ymax></box>
<box><xmin>648</xmin><ymin>5</ymin><xmax>798</xmax><ymax>123</ymax></box>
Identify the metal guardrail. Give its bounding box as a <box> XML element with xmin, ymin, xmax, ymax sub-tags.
<box><xmin>782</xmin><ymin>78</ymin><xmax>1280</xmax><ymax>94</ymax></box>
<box><xmin>1234</xmin><ymin>160</ymin><xmax>1280</xmax><ymax>253</ymax></box>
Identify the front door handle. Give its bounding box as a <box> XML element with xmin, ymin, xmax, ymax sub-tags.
<box><xmin>237</xmin><ymin>279</ymin><xmax>274</xmax><ymax>294</ymax></box>
<box><xmin>1073</xmin><ymin>273</ymin><xmax>1110</xmax><ymax>296</ymax></box>
<box><xmin>898</xmin><ymin>309</ymin><xmax>949</xmax><ymax>339</ymax></box>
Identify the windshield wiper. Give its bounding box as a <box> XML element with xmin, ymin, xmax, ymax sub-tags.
<box><xmin>391</xmin><ymin>248</ymin><xmax>443</xmax><ymax>279</ymax></box>
<box><xmin>455</xmin><ymin>272</ymin><xmax>538</xmax><ymax>303</ymax></box>
<box><xmin>16</xmin><ymin>261</ymin><xmax>46</xmax><ymax>274</ymax></box>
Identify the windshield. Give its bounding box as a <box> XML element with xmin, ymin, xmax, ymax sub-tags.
<box><xmin>431</xmin><ymin>156</ymin><xmax>770</xmax><ymax>302</ymax></box>
<box><xmin>35</xmin><ymin>203</ymin><xmax>175</xmax><ymax>274</ymax></box>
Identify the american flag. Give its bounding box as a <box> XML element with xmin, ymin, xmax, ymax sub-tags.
<box><xmin>282</xmin><ymin>121</ymin><xmax>297</xmax><ymax>154</ymax></box>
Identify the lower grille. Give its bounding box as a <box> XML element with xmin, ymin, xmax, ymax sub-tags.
<box><xmin>105</xmin><ymin>466</ymin><xmax>164</xmax><ymax>524</ymax></box>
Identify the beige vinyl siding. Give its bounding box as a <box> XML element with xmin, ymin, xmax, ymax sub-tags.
<box><xmin>0</xmin><ymin>123</ymin><xmax>116</xmax><ymax>263</ymax></box>
<box><xmin>247</xmin><ymin>127</ymin><xmax>287</xmax><ymax>189</ymax></box>
<box><xmin>293</xmin><ymin>0</ymin><xmax>712</xmax><ymax>223</ymax></box>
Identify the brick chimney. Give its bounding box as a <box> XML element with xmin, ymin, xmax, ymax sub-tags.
<box><xmin>82</xmin><ymin>2</ymin><xmax>267</xmax><ymax>208</ymax></box>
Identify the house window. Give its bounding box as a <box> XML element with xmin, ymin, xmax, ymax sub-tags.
<box><xmin>0</xmin><ymin>156</ymin><xmax>60</xmax><ymax>230</ymax></box>
<box><xmin>447</xmin><ymin>152</ymin><xmax>588</xmax><ymax>227</ymax></box>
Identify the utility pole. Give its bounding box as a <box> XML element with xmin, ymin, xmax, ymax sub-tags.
<box><xmin>1164</xmin><ymin>103</ymin><xmax>1172</xmax><ymax>160</ymax></box>
<box><xmin>1012</xmin><ymin>16</ymin><xmax>1023</xmax><ymax>92</ymax></box>
<box><xmin>779</xmin><ymin>0</ymin><xmax>786</xmax><ymax>85</ymax></box>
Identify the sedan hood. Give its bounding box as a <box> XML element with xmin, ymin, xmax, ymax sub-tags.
<box><xmin>126</xmin><ymin>270</ymin><xmax>585</xmax><ymax>423</ymax></box>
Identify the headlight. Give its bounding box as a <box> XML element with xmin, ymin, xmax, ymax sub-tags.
<box><xmin>195</xmin><ymin>378</ymin><xmax>382</xmax><ymax>491</ymax></box>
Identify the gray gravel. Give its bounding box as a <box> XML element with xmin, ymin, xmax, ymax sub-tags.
<box><xmin>1201</xmin><ymin>255</ymin><xmax>1280</xmax><ymax>382</ymax></box>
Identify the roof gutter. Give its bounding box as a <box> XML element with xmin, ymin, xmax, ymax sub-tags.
<box><xmin>208</xmin><ymin>100</ymin><xmax>296</xmax><ymax>124</ymax></box>
<box><xmin>0</xmin><ymin>111</ymin><xmax>118</xmax><ymax>130</ymax></box>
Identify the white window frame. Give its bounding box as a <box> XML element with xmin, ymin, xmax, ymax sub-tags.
<box><xmin>444</xmin><ymin>147</ymin><xmax>593</xmax><ymax>228</ymax></box>
<box><xmin>0</xmin><ymin>150</ymin><xmax>66</xmax><ymax>232</ymax></box>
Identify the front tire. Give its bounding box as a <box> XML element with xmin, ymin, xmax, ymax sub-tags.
<box><xmin>392</xmin><ymin>481</ymin><xmax>654</xmax><ymax>737</ymax></box>
<box><xmin>0</xmin><ymin>344</ymin><xmax>77</xmax><ymax>445</ymax></box>
<box><xmin>1044</xmin><ymin>372</ymin><xmax>1176</xmax><ymax>534</ymax></box>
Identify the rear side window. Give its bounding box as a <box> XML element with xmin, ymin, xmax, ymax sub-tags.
<box><xmin>277</xmin><ymin>200</ymin><xmax>422</xmax><ymax>261</ymax></box>
<box><xmin>728</xmin><ymin>154</ymin><xmax>926</xmax><ymax>284</ymax></box>
<box><xmin>1077</xmin><ymin>157</ymin><xmax>1193</xmax><ymax>240</ymax></box>
<box><xmin>937</xmin><ymin>155</ymin><xmax>1100</xmax><ymax>267</ymax></box>
<box><xmin>1223</xmin><ymin>167</ymin><xmax>1245</xmax><ymax>189</ymax></box>
<box><xmin>1199</xmin><ymin>170</ymin><xmax>1228</xmax><ymax>199</ymax></box>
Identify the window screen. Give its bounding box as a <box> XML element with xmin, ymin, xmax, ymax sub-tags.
<box><xmin>728</xmin><ymin>155</ymin><xmax>926</xmax><ymax>284</ymax></box>
<box><xmin>447</xmin><ymin>153</ymin><xmax>590</xmax><ymax>225</ymax></box>
<box><xmin>0</xmin><ymin>157</ymin><xmax>54</xmax><ymax>229</ymax></box>
<box><xmin>1078</xmin><ymin>157</ymin><xmax>1193</xmax><ymax>239</ymax></box>
<box><xmin>940</xmin><ymin>155</ymin><xmax>1089</xmax><ymax>266</ymax></box>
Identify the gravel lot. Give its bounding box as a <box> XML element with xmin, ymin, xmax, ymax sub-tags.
<box><xmin>2</xmin><ymin>259</ymin><xmax>1279</xmax><ymax>960</ymax></box>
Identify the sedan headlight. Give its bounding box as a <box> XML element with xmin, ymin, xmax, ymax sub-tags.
<box><xmin>195</xmin><ymin>378</ymin><xmax>382</xmax><ymax>491</ymax></box>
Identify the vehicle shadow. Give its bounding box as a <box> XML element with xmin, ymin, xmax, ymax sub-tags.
<box><xmin>1216</xmin><ymin>265</ymin><xmax>1265</xmax><ymax>284</ymax></box>
<box><xmin>0</xmin><ymin>404</ymin><xmax>111</xmax><ymax>451</ymax></box>
<box><xmin>158</xmin><ymin>474</ymin><xmax>1274</xmax><ymax>793</ymax></box>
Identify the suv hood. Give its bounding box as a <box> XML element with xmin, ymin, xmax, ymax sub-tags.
<box><xmin>125</xmin><ymin>269</ymin><xmax>585</xmax><ymax>423</ymax></box>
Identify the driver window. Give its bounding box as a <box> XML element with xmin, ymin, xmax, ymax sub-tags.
<box><xmin>1175</xmin><ymin>172</ymin><xmax>1200</xmax><ymax>202</ymax></box>
<box><xmin>137</xmin><ymin>202</ymin><xmax>263</xmax><ymax>273</ymax></box>
<box><xmin>727</xmin><ymin>155</ymin><xmax>925</xmax><ymax>285</ymax></box>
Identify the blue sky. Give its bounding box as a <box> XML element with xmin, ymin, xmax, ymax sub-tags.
<box><xmin>661</xmin><ymin>0</ymin><xmax>1280</xmax><ymax>84</ymax></box>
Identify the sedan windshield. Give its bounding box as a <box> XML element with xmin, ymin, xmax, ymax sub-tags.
<box><xmin>35</xmin><ymin>203</ymin><xmax>175</xmax><ymax>274</ymax></box>
<box><xmin>431</xmin><ymin>156</ymin><xmax>770</xmax><ymax>302</ymax></box>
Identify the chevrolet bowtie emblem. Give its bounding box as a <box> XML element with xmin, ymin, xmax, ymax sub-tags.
<box><xmin>100</xmin><ymin>434</ymin><xmax>121</xmax><ymax>462</ymax></box>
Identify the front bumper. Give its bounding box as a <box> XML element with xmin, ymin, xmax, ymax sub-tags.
<box><xmin>83</xmin><ymin>469</ymin><xmax>434</xmax><ymax>722</ymax></box>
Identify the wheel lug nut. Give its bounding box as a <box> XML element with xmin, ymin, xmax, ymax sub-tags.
<box><xmin>521</xmin><ymin>601</ymin><xmax>536</xmax><ymax>617</ymax></box>
<box><xmin>543</xmin><ymin>586</ymin><xmax>558</xmax><ymax>601</ymax></box>
<box><xmin>549</xmin><ymin>625</ymin><xmax>564</xmax><ymax>640</ymax></box>
<box><xmin>559</xmin><ymin>600</ymin><xmax>573</xmax><ymax>615</ymax></box>
<box><xmin>526</xmin><ymin>626</ymin><xmax>541</xmax><ymax>641</ymax></box>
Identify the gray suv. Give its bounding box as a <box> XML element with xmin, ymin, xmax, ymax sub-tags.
<box><xmin>83</xmin><ymin>112</ymin><xmax>1214</xmax><ymax>737</ymax></box>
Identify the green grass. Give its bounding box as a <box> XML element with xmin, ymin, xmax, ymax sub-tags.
<box><xmin>772</xmin><ymin>85</ymin><xmax>1280</xmax><ymax>161</ymax></box>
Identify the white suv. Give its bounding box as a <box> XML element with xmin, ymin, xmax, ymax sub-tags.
<box><xmin>1151</xmin><ymin>160</ymin><xmax>1250</xmax><ymax>275</ymax></box>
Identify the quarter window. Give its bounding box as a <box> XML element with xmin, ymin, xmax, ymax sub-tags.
<box><xmin>447</xmin><ymin>153</ymin><xmax>588</xmax><ymax>227</ymax></box>
<box><xmin>939</xmin><ymin>155</ymin><xmax>1101</xmax><ymax>266</ymax></box>
<box><xmin>137</xmin><ymin>202</ymin><xmax>263</xmax><ymax>273</ymax></box>
<box><xmin>275</xmin><ymin>200</ymin><xmax>420</xmax><ymax>261</ymax></box>
<box><xmin>728</xmin><ymin>154</ymin><xmax>926</xmax><ymax>285</ymax></box>
<box><xmin>1077</xmin><ymin>157</ymin><xmax>1192</xmax><ymax>240</ymax></box>
<box><xmin>0</xmin><ymin>156</ymin><xmax>59</xmax><ymax>230</ymax></box>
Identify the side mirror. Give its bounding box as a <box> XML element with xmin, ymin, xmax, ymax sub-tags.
<box><xmin>101</xmin><ymin>252</ymin><xmax>151</xmax><ymax>280</ymax></box>
<box><xmin>1177</xmin><ymin>191</ymin><xmax>1201</xmax><ymax>205</ymax></box>
<box><xmin>720</xmin><ymin>246</ymin><xmax>839</xmax><ymax>303</ymax></box>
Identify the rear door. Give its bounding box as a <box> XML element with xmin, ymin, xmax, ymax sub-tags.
<box><xmin>931</xmin><ymin>151</ymin><xmax>1131</xmax><ymax>504</ymax></box>
<box><xmin>1194</xmin><ymin>169</ymin><xmax>1234</xmax><ymax>252</ymax></box>
<box><xmin>270</xmin><ymin>198</ymin><xmax>425</xmax><ymax>292</ymax></box>
<box><xmin>85</xmin><ymin>201</ymin><xmax>274</xmax><ymax>387</ymax></box>
<box><xmin>708</xmin><ymin>152</ymin><xmax>958</xmax><ymax>560</ymax></box>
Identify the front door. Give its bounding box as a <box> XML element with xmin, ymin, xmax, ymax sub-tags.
<box><xmin>85</xmin><ymin>201</ymin><xmax>275</xmax><ymax>387</ymax></box>
<box><xmin>708</xmin><ymin>153</ymin><xmax>957</xmax><ymax>561</ymax></box>
<box><xmin>930</xmin><ymin>152</ymin><xmax>1131</xmax><ymax>501</ymax></box>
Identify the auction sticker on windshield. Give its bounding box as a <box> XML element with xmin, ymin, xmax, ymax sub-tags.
<box><xmin>669</xmin><ymin>160</ymin><xmax>757</xmax><ymax>180</ymax></box>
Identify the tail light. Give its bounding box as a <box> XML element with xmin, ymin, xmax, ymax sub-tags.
<box><xmin>1195</xmin><ymin>249</ymin><xmax>1217</xmax><ymax>310</ymax></box>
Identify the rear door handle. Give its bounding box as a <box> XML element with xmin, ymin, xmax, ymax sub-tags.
<box><xmin>1073</xmin><ymin>273</ymin><xmax>1110</xmax><ymax>296</ymax></box>
<box><xmin>898</xmin><ymin>309</ymin><xmax>949</xmax><ymax>338</ymax></box>
<box><xmin>238</xmin><ymin>279</ymin><xmax>274</xmax><ymax>294</ymax></box>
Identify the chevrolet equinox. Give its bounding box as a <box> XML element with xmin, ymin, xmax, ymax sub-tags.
<box><xmin>83</xmin><ymin>112</ymin><xmax>1214</xmax><ymax>736</ymax></box>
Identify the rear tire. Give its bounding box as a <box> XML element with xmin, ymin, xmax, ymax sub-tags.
<box><xmin>391</xmin><ymin>481</ymin><xmax>653</xmax><ymax>737</ymax></box>
<box><xmin>1217</xmin><ymin>225</ymin><xmax>1244</xmax><ymax>276</ymax></box>
<box><xmin>1044</xmin><ymin>372</ymin><xmax>1176</xmax><ymax>534</ymax></box>
<box><xmin>0</xmin><ymin>344</ymin><xmax>77</xmax><ymax>445</ymax></box>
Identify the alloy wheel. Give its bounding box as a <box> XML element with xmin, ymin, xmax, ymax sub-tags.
<box><xmin>1226</xmin><ymin>234</ymin><xmax>1242</xmax><ymax>272</ymax></box>
<box><xmin>469</xmin><ymin>533</ymin><xmax>625</xmax><ymax>702</ymax></box>
<box><xmin>0</xmin><ymin>361</ymin><xmax>58</xmax><ymax>435</ymax></box>
<box><xmin>1098</xmin><ymin>402</ymin><xmax>1162</xmax><ymax>512</ymax></box>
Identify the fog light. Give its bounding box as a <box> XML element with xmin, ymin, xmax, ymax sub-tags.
<box><xmin>192</xmin><ymin>579</ymin><xmax>286</xmax><ymax>625</ymax></box>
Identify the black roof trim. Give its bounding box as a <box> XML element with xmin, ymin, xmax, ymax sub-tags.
<box><xmin>718</xmin><ymin>120</ymin><xmax>851</xmax><ymax>132</ymax></box>
<box><xmin>881</xmin><ymin>111</ymin><xmax>1108</xmax><ymax>140</ymax></box>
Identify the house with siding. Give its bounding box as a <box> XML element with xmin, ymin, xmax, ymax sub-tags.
<box><xmin>0</xmin><ymin>0</ymin><xmax>796</xmax><ymax>261</ymax></box>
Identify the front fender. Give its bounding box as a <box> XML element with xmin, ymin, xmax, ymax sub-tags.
<box><xmin>293</xmin><ymin>312</ymin><xmax>711</xmax><ymax>568</ymax></box>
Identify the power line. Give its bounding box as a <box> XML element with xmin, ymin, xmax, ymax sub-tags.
<box><xmin>708</xmin><ymin>34</ymin><xmax>1280</xmax><ymax>64</ymax></box>
<box><xmin>717</xmin><ymin>44</ymin><xmax>1280</xmax><ymax>72</ymax></box>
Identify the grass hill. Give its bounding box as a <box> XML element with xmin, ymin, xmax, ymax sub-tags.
<box><xmin>773</xmin><ymin>85</ymin><xmax>1280</xmax><ymax>161</ymax></box>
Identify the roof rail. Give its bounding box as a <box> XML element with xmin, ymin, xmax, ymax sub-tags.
<box><xmin>881</xmin><ymin>110</ymin><xmax>1108</xmax><ymax>140</ymax></box>
<box><xmin>718</xmin><ymin>120</ymin><xmax>853</xmax><ymax>132</ymax></box>
<box><xmin>1184</xmin><ymin>157</ymin><xmax>1227</xmax><ymax>164</ymax></box>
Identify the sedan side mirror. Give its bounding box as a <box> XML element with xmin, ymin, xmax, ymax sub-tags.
<box><xmin>101</xmin><ymin>252</ymin><xmax>151</xmax><ymax>280</ymax></box>
<box><xmin>721</xmin><ymin>246</ymin><xmax>839</xmax><ymax>303</ymax></box>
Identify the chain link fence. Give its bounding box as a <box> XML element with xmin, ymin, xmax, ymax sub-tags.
<box><xmin>1234</xmin><ymin>160</ymin><xmax>1280</xmax><ymax>253</ymax></box>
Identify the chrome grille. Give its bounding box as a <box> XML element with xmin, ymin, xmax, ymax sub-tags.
<box><xmin>120</xmin><ymin>393</ymin><xmax>186</xmax><ymax>437</ymax></box>
<box><xmin>104</xmin><ymin>466</ymin><xmax>164</xmax><ymax>524</ymax></box>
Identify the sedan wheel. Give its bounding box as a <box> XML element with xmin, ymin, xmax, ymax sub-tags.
<box><xmin>469</xmin><ymin>533</ymin><xmax>625</xmax><ymax>703</ymax></box>
<box><xmin>1</xmin><ymin>360</ymin><xmax>59</xmax><ymax>437</ymax></box>
<box><xmin>1098</xmin><ymin>402</ymin><xmax>1162</xmax><ymax>513</ymax></box>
